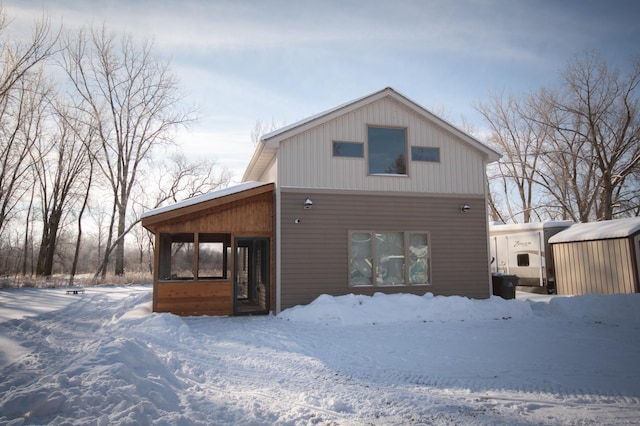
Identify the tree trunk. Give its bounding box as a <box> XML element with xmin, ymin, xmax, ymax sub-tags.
<box><xmin>115</xmin><ymin>203</ymin><xmax>127</xmax><ymax>276</ymax></box>
<box><xmin>36</xmin><ymin>210</ymin><xmax>62</xmax><ymax>276</ymax></box>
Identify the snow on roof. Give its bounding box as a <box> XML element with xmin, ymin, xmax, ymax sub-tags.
<box><xmin>140</xmin><ymin>181</ymin><xmax>271</xmax><ymax>219</ymax></box>
<box><xmin>489</xmin><ymin>221</ymin><xmax>575</xmax><ymax>233</ymax></box>
<box><xmin>548</xmin><ymin>217</ymin><xmax>640</xmax><ymax>244</ymax></box>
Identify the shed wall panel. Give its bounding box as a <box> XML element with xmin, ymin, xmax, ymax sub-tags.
<box><xmin>279</xmin><ymin>189</ymin><xmax>491</xmax><ymax>310</ymax></box>
<box><xmin>553</xmin><ymin>238</ymin><xmax>638</xmax><ymax>295</ymax></box>
<box><xmin>278</xmin><ymin>97</ymin><xmax>487</xmax><ymax>194</ymax></box>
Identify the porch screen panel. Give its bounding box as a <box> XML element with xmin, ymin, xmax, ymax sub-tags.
<box><xmin>170</xmin><ymin>234</ymin><xmax>194</xmax><ymax>280</ymax></box>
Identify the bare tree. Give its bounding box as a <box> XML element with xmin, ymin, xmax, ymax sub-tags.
<box><xmin>542</xmin><ymin>52</ymin><xmax>640</xmax><ymax>220</ymax></box>
<box><xmin>32</xmin><ymin>98</ymin><xmax>95</xmax><ymax>276</ymax></box>
<box><xmin>476</xmin><ymin>90</ymin><xmax>549</xmax><ymax>223</ymax></box>
<box><xmin>147</xmin><ymin>152</ymin><xmax>232</xmax><ymax>206</ymax></box>
<box><xmin>251</xmin><ymin>119</ymin><xmax>281</xmax><ymax>146</ymax></box>
<box><xmin>0</xmin><ymin>11</ymin><xmax>57</xmax><ymax>237</ymax></box>
<box><xmin>60</xmin><ymin>25</ymin><xmax>196</xmax><ymax>277</ymax></box>
<box><xmin>479</xmin><ymin>52</ymin><xmax>640</xmax><ymax>223</ymax></box>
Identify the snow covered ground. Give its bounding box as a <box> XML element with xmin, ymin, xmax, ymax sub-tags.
<box><xmin>1</xmin><ymin>285</ymin><xmax>639</xmax><ymax>425</ymax></box>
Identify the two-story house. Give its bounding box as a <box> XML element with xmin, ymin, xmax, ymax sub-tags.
<box><xmin>141</xmin><ymin>87</ymin><xmax>501</xmax><ymax>316</ymax></box>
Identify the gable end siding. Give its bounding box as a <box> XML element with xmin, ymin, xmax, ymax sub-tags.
<box><xmin>277</xmin><ymin>97</ymin><xmax>487</xmax><ymax>194</ymax></box>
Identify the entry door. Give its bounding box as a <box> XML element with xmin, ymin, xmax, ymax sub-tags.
<box><xmin>234</xmin><ymin>237</ymin><xmax>269</xmax><ymax>315</ymax></box>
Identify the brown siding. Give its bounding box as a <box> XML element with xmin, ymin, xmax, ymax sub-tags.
<box><xmin>279</xmin><ymin>189</ymin><xmax>490</xmax><ymax>310</ymax></box>
<box><xmin>146</xmin><ymin>189</ymin><xmax>275</xmax><ymax>316</ymax></box>
<box><xmin>552</xmin><ymin>238</ymin><xmax>638</xmax><ymax>295</ymax></box>
<box><xmin>147</xmin><ymin>190</ymin><xmax>274</xmax><ymax>235</ymax></box>
<box><xmin>155</xmin><ymin>281</ymin><xmax>233</xmax><ymax>316</ymax></box>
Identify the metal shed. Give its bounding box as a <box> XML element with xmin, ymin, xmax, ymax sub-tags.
<box><xmin>548</xmin><ymin>217</ymin><xmax>640</xmax><ymax>295</ymax></box>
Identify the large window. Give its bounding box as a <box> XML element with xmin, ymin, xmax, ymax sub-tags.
<box><xmin>349</xmin><ymin>231</ymin><xmax>430</xmax><ymax>286</ymax></box>
<box><xmin>158</xmin><ymin>233</ymin><xmax>230</xmax><ymax>281</ymax></box>
<box><xmin>368</xmin><ymin>127</ymin><xmax>407</xmax><ymax>175</ymax></box>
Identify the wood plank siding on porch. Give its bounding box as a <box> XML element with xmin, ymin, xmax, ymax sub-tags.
<box><xmin>141</xmin><ymin>183</ymin><xmax>275</xmax><ymax>316</ymax></box>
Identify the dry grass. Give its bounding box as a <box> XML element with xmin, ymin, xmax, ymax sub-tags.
<box><xmin>0</xmin><ymin>272</ymin><xmax>153</xmax><ymax>289</ymax></box>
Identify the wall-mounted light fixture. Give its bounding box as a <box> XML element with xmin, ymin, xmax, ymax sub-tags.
<box><xmin>304</xmin><ymin>198</ymin><xmax>313</xmax><ymax>209</ymax></box>
<box><xmin>460</xmin><ymin>203</ymin><xmax>471</xmax><ymax>213</ymax></box>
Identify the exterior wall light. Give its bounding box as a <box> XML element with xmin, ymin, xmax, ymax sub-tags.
<box><xmin>460</xmin><ymin>203</ymin><xmax>471</xmax><ymax>213</ymax></box>
<box><xmin>304</xmin><ymin>198</ymin><xmax>313</xmax><ymax>209</ymax></box>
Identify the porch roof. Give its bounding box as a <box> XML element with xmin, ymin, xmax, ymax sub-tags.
<box><xmin>141</xmin><ymin>181</ymin><xmax>274</xmax><ymax>228</ymax></box>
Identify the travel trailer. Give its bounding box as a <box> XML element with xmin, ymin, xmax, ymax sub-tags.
<box><xmin>489</xmin><ymin>222</ymin><xmax>574</xmax><ymax>293</ymax></box>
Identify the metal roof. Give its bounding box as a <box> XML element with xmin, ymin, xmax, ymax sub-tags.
<box><xmin>141</xmin><ymin>181</ymin><xmax>272</xmax><ymax>219</ymax></box>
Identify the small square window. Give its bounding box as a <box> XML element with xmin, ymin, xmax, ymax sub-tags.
<box><xmin>517</xmin><ymin>253</ymin><xmax>530</xmax><ymax>267</ymax></box>
<box><xmin>333</xmin><ymin>141</ymin><xmax>364</xmax><ymax>158</ymax></box>
<box><xmin>411</xmin><ymin>146</ymin><xmax>440</xmax><ymax>162</ymax></box>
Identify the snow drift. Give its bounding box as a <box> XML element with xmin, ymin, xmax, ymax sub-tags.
<box><xmin>1</xmin><ymin>286</ymin><xmax>639</xmax><ymax>425</ymax></box>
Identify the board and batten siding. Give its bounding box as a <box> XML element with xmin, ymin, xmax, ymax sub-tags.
<box><xmin>552</xmin><ymin>238</ymin><xmax>639</xmax><ymax>295</ymax></box>
<box><xmin>277</xmin><ymin>97</ymin><xmax>486</xmax><ymax>194</ymax></box>
<box><xmin>279</xmin><ymin>189</ymin><xmax>491</xmax><ymax>310</ymax></box>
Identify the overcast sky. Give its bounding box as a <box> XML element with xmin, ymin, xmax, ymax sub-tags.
<box><xmin>4</xmin><ymin>0</ymin><xmax>639</xmax><ymax>181</ymax></box>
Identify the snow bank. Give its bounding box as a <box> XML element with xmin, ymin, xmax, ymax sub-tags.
<box><xmin>280</xmin><ymin>292</ymin><xmax>532</xmax><ymax>325</ymax></box>
<box><xmin>280</xmin><ymin>292</ymin><xmax>640</xmax><ymax>328</ymax></box>
<box><xmin>547</xmin><ymin>293</ymin><xmax>640</xmax><ymax>325</ymax></box>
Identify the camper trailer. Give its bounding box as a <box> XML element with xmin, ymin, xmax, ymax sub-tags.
<box><xmin>489</xmin><ymin>222</ymin><xmax>574</xmax><ymax>293</ymax></box>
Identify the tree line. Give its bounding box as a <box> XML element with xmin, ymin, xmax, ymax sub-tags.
<box><xmin>0</xmin><ymin>9</ymin><xmax>230</xmax><ymax>282</ymax></box>
<box><xmin>2</xmin><ymin>6</ymin><xmax>637</xmax><ymax>284</ymax></box>
<box><xmin>477</xmin><ymin>51</ymin><xmax>640</xmax><ymax>223</ymax></box>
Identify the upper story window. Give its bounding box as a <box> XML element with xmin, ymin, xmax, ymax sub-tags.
<box><xmin>367</xmin><ymin>126</ymin><xmax>407</xmax><ymax>175</ymax></box>
<box><xmin>411</xmin><ymin>146</ymin><xmax>440</xmax><ymax>163</ymax></box>
<box><xmin>333</xmin><ymin>141</ymin><xmax>364</xmax><ymax>158</ymax></box>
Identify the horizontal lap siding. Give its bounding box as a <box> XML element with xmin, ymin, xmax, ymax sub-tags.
<box><xmin>280</xmin><ymin>190</ymin><xmax>490</xmax><ymax>310</ymax></box>
<box><xmin>155</xmin><ymin>281</ymin><xmax>233</xmax><ymax>316</ymax></box>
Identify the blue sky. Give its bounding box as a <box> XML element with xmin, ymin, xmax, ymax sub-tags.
<box><xmin>5</xmin><ymin>0</ymin><xmax>640</xmax><ymax>180</ymax></box>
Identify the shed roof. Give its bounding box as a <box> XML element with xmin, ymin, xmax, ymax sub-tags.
<box><xmin>548</xmin><ymin>217</ymin><xmax>640</xmax><ymax>244</ymax></box>
<box><xmin>242</xmin><ymin>87</ymin><xmax>501</xmax><ymax>182</ymax></box>
<box><xmin>141</xmin><ymin>181</ymin><xmax>272</xmax><ymax>220</ymax></box>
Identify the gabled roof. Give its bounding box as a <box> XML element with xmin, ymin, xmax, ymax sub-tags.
<box><xmin>242</xmin><ymin>87</ymin><xmax>501</xmax><ymax>182</ymax></box>
<box><xmin>141</xmin><ymin>181</ymin><xmax>273</xmax><ymax>228</ymax></box>
<box><xmin>549</xmin><ymin>217</ymin><xmax>640</xmax><ymax>244</ymax></box>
